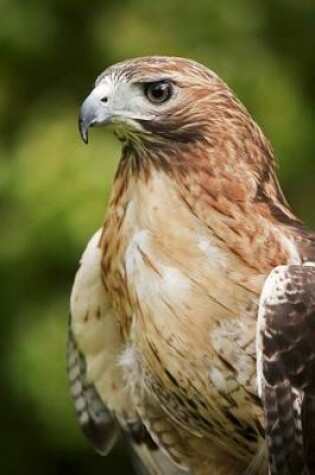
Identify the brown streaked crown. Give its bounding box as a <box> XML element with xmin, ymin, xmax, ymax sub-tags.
<box><xmin>96</xmin><ymin>56</ymin><xmax>219</xmax><ymax>85</ymax></box>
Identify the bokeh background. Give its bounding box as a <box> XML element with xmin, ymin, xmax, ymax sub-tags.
<box><xmin>0</xmin><ymin>0</ymin><xmax>314</xmax><ymax>474</ymax></box>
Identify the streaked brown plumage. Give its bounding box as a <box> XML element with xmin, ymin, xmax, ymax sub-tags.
<box><xmin>68</xmin><ymin>56</ymin><xmax>315</xmax><ymax>474</ymax></box>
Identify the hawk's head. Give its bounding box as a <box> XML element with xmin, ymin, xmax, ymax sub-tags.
<box><xmin>78</xmin><ymin>56</ymin><xmax>224</xmax><ymax>146</ymax></box>
<box><xmin>79</xmin><ymin>56</ymin><xmax>277</xmax><ymax>189</ymax></box>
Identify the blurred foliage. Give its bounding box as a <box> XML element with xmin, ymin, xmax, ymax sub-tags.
<box><xmin>0</xmin><ymin>0</ymin><xmax>314</xmax><ymax>474</ymax></box>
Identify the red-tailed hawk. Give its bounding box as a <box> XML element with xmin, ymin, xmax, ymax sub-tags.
<box><xmin>68</xmin><ymin>56</ymin><xmax>315</xmax><ymax>474</ymax></box>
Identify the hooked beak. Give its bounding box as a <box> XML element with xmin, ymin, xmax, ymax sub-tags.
<box><xmin>78</xmin><ymin>83</ymin><xmax>112</xmax><ymax>144</ymax></box>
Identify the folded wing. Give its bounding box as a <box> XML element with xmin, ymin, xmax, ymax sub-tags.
<box><xmin>257</xmin><ymin>264</ymin><xmax>315</xmax><ymax>474</ymax></box>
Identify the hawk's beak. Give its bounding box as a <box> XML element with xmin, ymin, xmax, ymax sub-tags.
<box><xmin>78</xmin><ymin>83</ymin><xmax>112</xmax><ymax>144</ymax></box>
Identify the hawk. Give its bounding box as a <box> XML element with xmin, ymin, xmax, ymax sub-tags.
<box><xmin>67</xmin><ymin>56</ymin><xmax>315</xmax><ymax>474</ymax></box>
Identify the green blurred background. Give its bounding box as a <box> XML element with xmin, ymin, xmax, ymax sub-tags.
<box><xmin>0</xmin><ymin>0</ymin><xmax>314</xmax><ymax>473</ymax></box>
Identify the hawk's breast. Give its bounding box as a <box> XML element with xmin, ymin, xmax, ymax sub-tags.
<box><xmin>100</xmin><ymin>170</ymin><xmax>266</xmax><ymax>456</ymax></box>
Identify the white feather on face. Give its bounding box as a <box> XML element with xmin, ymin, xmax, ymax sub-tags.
<box><xmin>90</xmin><ymin>72</ymin><xmax>179</xmax><ymax>133</ymax></box>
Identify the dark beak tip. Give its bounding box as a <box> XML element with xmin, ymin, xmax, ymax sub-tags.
<box><xmin>78</xmin><ymin>117</ymin><xmax>89</xmax><ymax>144</ymax></box>
<box><xmin>81</xmin><ymin>131</ymin><xmax>89</xmax><ymax>145</ymax></box>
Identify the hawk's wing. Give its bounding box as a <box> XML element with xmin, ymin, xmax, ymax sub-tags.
<box><xmin>257</xmin><ymin>264</ymin><xmax>315</xmax><ymax>474</ymax></box>
<box><xmin>67</xmin><ymin>325</ymin><xmax>119</xmax><ymax>453</ymax></box>
<box><xmin>67</xmin><ymin>229</ymin><xmax>188</xmax><ymax>475</ymax></box>
<box><xmin>67</xmin><ymin>229</ymin><xmax>123</xmax><ymax>454</ymax></box>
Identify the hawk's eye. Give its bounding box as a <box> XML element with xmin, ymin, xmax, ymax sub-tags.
<box><xmin>144</xmin><ymin>81</ymin><xmax>172</xmax><ymax>104</ymax></box>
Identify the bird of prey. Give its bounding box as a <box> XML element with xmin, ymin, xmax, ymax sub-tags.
<box><xmin>68</xmin><ymin>56</ymin><xmax>315</xmax><ymax>475</ymax></box>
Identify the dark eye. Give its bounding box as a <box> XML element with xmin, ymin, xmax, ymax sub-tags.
<box><xmin>144</xmin><ymin>81</ymin><xmax>172</xmax><ymax>104</ymax></box>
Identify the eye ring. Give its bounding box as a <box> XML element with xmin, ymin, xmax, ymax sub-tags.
<box><xmin>144</xmin><ymin>81</ymin><xmax>173</xmax><ymax>104</ymax></box>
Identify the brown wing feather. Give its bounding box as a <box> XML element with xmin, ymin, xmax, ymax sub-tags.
<box><xmin>257</xmin><ymin>264</ymin><xmax>315</xmax><ymax>474</ymax></box>
<box><xmin>67</xmin><ymin>325</ymin><xmax>119</xmax><ymax>454</ymax></box>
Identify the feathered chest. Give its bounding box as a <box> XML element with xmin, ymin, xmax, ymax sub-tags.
<box><xmin>99</xmin><ymin>169</ymin><xmax>302</xmax><ymax>456</ymax></box>
<box><xmin>100</xmin><ymin>170</ymin><xmax>264</xmax><ymax>366</ymax></box>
